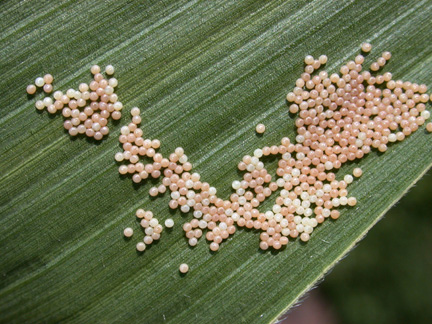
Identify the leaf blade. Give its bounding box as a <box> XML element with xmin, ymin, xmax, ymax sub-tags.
<box><xmin>1</xmin><ymin>0</ymin><xmax>432</xmax><ymax>323</ymax></box>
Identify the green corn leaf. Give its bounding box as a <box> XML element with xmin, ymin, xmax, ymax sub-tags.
<box><xmin>1</xmin><ymin>0</ymin><xmax>431</xmax><ymax>323</ymax></box>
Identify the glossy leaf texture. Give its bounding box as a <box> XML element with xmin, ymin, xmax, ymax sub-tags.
<box><xmin>1</xmin><ymin>0</ymin><xmax>432</xmax><ymax>323</ymax></box>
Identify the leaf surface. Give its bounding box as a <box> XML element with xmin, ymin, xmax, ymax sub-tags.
<box><xmin>1</xmin><ymin>0</ymin><xmax>432</xmax><ymax>323</ymax></box>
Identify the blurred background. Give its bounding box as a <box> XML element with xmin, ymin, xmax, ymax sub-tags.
<box><xmin>281</xmin><ymin>167</ymin><xmax>432</xmax><ymax>324</ymax></box>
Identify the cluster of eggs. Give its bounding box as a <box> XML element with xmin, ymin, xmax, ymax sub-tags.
<box><xmin>120</xmin><ymin>43</ymin><xmax>431</xmax><ymax>256</ymax></box>
<box><xmin>27</xmin><ymin>65</ymin><xmax>122</xmax><ymax>140</ymax></box>
<box><xmin>27</xmin><ymin>43</ymin><xmax>432</xmax><ymax>273</ymax></box>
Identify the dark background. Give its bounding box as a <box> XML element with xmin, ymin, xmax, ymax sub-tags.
<box><xmin>283</xmin><ymin>168</ymin><xmax>432</xmax><ymax>324</ymax></box>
